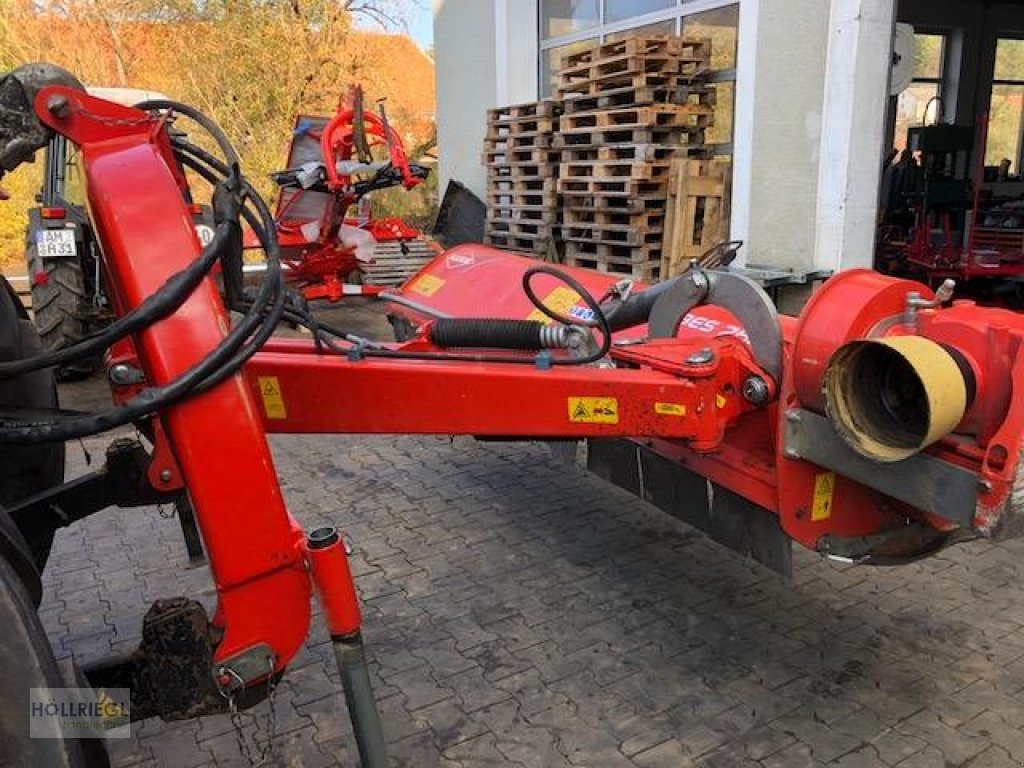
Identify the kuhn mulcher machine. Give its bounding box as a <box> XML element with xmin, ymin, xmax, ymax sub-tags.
<box><xmin>2</xmin><ymin>63</ymin><xmax>1024</xmax><ymax>767</ymax></box>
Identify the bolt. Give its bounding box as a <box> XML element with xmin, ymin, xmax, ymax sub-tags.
<box><xmin>159</xmin><ymin>469</ymin><xmax>172</xmax><ymax>483</ymax></box>
<box><xmin>978</xmin><ymin>479</ymin><xmax>993</xmax><ymax>494</ymax></box>
<box><xmin>741</xmin><ymin>376</ymin><xmax>771</xmax><ymax>406</ymax></box>
<box><xmin>685</xmin><ymin>347</ymin><xmax>715</xmax><ymax>366</ymax></box>
<box><xmin>46</xmin><ymin>94</ymin><xmax>70</xmax><ymax>119</ymax></box>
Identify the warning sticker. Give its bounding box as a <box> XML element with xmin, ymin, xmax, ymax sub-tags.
<box><xmin>811</xmin><ymin>472</ymin><xmax>835</xmax><ymax>521</ymax></box>
<box><xmin>655</xmin><ymin>402</ymin><xmax>686</xmax><ymax>417</ymax></box>
<box><xmin>410</xmin><ymin>274</ymin><xmax>445</xmax><ymax>297</ymax></box>
<box><xmin>568</xmin><ymin>397</ymin><xmax>619</xmax><ymax>424</ymax></box>
<box><xmin>258</xmin><ymin>376</ymin><xmax>287</xmax><ymax>420</ymax></box>
<box><xmin>526</xmin><ymin>285</ymin><xmax>586</xmax><ymax>324</ymax></box>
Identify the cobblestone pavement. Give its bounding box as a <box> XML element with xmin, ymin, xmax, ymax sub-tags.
<box><xmin>38</xmin><ymin>307</ymin><xmax>1024</xmax><ymax>767</ymax></box>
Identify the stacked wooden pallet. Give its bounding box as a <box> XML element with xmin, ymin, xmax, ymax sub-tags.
<box><xmin>482</xmin><ymin>100</ymin><xmax>561</xmax><ymax>258</ymax></box>
<box><xmin>362</xmin><ymin>237</ymin><xmax>441</xmax><ymax>287</ymax></box>
<box><xmin>554</xmin><ymin>36</ymin><xmax>714</xmax><ymax>281</ymax></box>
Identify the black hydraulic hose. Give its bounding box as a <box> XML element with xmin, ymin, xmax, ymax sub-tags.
<box><xmin>0</xmin><ymin>220</ymin><xmax>233</xmax><ymax>378</ymax></box>
<box><xmin>0</xmin><ymin>119</ymin><xmax>285</xmax><ymax>442</ymax></box>
<box><xmin>599</xmin><ymin>273</ymin><xmax>689</xmax><ymax>333</ymax></box>
<box><xmin>429</xmin><ymin>319</ymin><xmax>549</xmax><ymax>350</ymax></box>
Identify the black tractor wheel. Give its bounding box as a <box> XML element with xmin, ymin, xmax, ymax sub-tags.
<box><xmin>27</xmin><ymin>246</ymin><xmax>96</xmax><ymax>381</ymax></box>
<box><xmin>0</xmin><ymin>553</ymin><xmax>94</xmax><ymax>768</ymax></box>
<box><xmin>0</xmin><ymin>274</ymin><xmax>65</xmax><ymax>568</ymax></box>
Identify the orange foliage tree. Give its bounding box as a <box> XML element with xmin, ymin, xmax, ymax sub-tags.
<box><xmin>0</xmin><ymin>0</ymin><xmax>435</xmax><ymax>266</ymax></box>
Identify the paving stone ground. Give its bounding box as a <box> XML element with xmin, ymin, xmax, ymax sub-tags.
<box><xmin>39</xmin><ymin>303</ymin><xmax>1024</xmax><ymax>768</ymax></box>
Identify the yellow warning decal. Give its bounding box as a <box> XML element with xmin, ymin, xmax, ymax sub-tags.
<box><xmin>258</xmin><ymin>376</ymin><xmax>287</xmax><ymax>420</ymax></box>
<box><xmin>715</xmin><ymin>394</ymin><xmax>728</xmax><ymax>410</ymax></box>
<box><xmin>527</xmin><ymin>286</ymin><xmax>582</xmax><ymax>323</ymax></box>
<box><xmin>568</xmin><ymin>397</ymin><xmax>619</xmax><ymax>425</ymax></box>
<box><xmin>410</xmin><ymin>273</ymin><xmax>445</xmax><ymax>297</ymax></box>
<box><xmin>811</xmin><ymin>471</ymin><xmax>835</xmax><ymax>521</ymax></box>
<box><xmin>655</xmin><ymin>402</ymin><xmax>686</xmax><ymax>417</ymax></box>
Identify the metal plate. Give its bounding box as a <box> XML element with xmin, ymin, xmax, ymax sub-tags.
<box><xmin>783</xmin><ymin>408</ymin><xmax>978</xmax><ymax>528</ymax></box>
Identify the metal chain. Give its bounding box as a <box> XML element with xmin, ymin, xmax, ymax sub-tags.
<box><xmin>224</xmin><ymin>658</ymin><xmax>279</xmax><ymax>767</ymax></box>
<box><xmin>72</xmin><ymin>105</ymin><xmax>157</xmax><ymax>129</ymax></box>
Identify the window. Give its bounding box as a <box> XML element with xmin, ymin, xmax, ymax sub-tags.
<box><xmin>542</xmin><ymin>0</ymin><xmax>600</xmax><ymax>38</ymax></box>
<box><xmin>893</xmin><ymin>33</ymin><xmax>947</xmax><ymax>152</ymax></box>
<box><xmin>538</xmin><ymin>0</ymin><xmax>740</xmax><ymax>101</ymax></box>
<box><xmin>605</xmin><ymin>0</ymin><xmax>674</xmax><ymax>24</ymax></box>
<box><xmin>986</xmin><ymin>38</ymin><xmax>1024</xmax><ymax>174</ymax></box>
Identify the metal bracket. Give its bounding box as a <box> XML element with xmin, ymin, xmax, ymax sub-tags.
<box><xmin>783</xmin><ymin>408</ymin><xmax>978</xmax><ymax>528</ymax></box>
<box><xmin>648</xmin><ymin>268</ymin><xmax>784</xmax><ymax>384</ymax></box>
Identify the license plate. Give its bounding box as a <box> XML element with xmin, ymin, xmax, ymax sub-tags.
<box><xmin>35</xmin><ymin>229</ymin><xmax>77</xmax><ymax>258</ymax></box>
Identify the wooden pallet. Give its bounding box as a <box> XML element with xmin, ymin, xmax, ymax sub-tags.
<box><xmin>560</xmin><ymin>104</ymin><xmax>713</xmax><ymax>132</ymax></box>
<box><xmin>482</xmin><ymin>146</ymin><xmax>561</xmax><ymax>165</ymax></box>
<box><xmin>556</xmin><ymin>176</ymin><xmax>667</xmax><ymax>197</ymax></box>
<box><xmin>557</xmin><ymin>71</ymin><xmax>705</xmax><ymax>99</ymax></box>
<box><xmin>562</xmin><ymin>84</ymin><xmax>715</xmax><ymax>114</ymax></box>
<box><xmin>561</xmin><ymin>225</ymin><xmax>662</xmax><ymax>248</ymax></box>
<box><xmin>554</xmin><ymin>125</ymin><xmax>705</xmax><ymax>149</ymax></box>
<box><xmin>486</xmin><ymin>206</ymin><xmax>558</xmax><ymax>224</ymax></box>
<box><xmin>483</xmin><ymin>133</ymin><xmax>555</xmax><ymax>152</ymax></box>
<box><xmin>485</xmin><ymin>218</ymin><xmax>558</xmax><ymax>239</ymax></box>
<box><xmin>485</xmin><ymin>116</ymin><xmax>558</xmax><ymax>140</ymax></box>
<box><xmin>661</xmin><ymin>158</ymin><xmax>732</xmax><ymax>277</ymax></box>
<box><xmin>560</xmin><ymin>143</ymin><xmax>687</xmax><ymax>164</ymax></box>
<box><xmin>559</xmin><ymin>160</ymin><xmax>672</xmax><ymax>182</ymax></box>
<box><xmin>488</xmin><ymin>190</ymin><xmax>557</xmax><ymax>208</ymax></box>
<box><xmin>561</xmin><ymin>36</ymin><xmax>710</xmax><ymax>69</ymax></box>
<box><xmin>488</xmin><ymin>165</ymin><xmax>557</xmax><ymax>183</ymax></box>
<box><xmin>362</xmin><ymin>239</ymin><xmax>439</xmax><ymax>286</ymax></box>
<box><xmin>487</xmin><ymin>100</ymin><xmax>561</xmax><ymax>124</ymax></box>
<box><xmin>564</xmin><ymin>252</ymin><xmax>664</xmax><ymax>281</ymax></box>
<box><xmin>484</xmin><ymin>230</ymin><xmax>555</xmax><ymax>255</ymax></box>
<box><xmin>562</xmin><ymin>208</ymin><xmax>665</xmax><ymax>230</ymax></box>
<box><xmin>560</xmin><ymin>193</ymin><xmax>667</xmax><ymax>214</ymax></box>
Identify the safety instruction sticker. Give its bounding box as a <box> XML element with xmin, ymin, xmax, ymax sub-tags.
<box><xmin>811</xmin><ymin>471</ymin><xmax>835</xmax><ymax>521</ymax></box>
<box><xmin>258</xmin><ymin>376</ymin><xmax>287</xmax><ymax>420</ymax></box>
<box><xmin>655</xmin><ymin>402</ymin><xmax>686</xmax><ymax>417</ymax></box>
<box><xmin>568</xmin><ymin>397</ymin><xmax>619</xmax><ymax>424</ymax></box>
<box><xmin>527</xmin><ymin>285</ymin><xmax>590</xmax><ymax>325</ymax></box>
<box><xmin>410</xmin><ymin>273</ymin><xmax>446</xmax><ymax>297</ymax></box>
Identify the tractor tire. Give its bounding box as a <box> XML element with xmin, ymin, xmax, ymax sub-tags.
<box><xmin>27</xmin><ymin>246</ymin><xmax>96</xmax><ymax>381</ymax></box>
<box><xmin>0</xmin><ymin>274</ymin><xmax>65</xmax><ymax>569</ymax></box>
<box><xmin>0</xmin><ymin>552</ymin><xmax>92</xmax><ymax>768</ymax></box>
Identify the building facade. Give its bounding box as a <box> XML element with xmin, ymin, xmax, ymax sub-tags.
<box><xmin>434</xmin><ymin>0</ymin><xmax>896</xmax><ymax>276</ymax></box>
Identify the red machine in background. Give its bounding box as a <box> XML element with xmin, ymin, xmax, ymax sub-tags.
<box><xmin>3</xmin><ymin>65</ymin><xmax>1024</xmax><ymax>767</ymax></box>
<box><xmin>880</xmin><ymin>120</ymin><xmax>1024</xmax><ymax>298</ymax></box>
<box><xmin>266</xmin><ymin>85</ymin><xmax>431</xmax><ymax>302</ymax></box>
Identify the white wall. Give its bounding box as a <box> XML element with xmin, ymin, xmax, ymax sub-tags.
<box><xmin>434</xmin><ymin>0</ymin><xmax>539</xmax><ymax>199</ymax></box>
<box><xmin>731</xmin><ymin>0</ymin><xmax>831</xmax><ymax>271</ymax></box>
<box><xmin>434</xmin><ymin>0</ymin><xmax>497</xmax><ymax>197</ymax></box>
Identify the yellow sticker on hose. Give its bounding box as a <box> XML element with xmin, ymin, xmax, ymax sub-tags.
<box><xmin>410</xmin><ymin>273</ymin><xmax>445</xmax><ymax>297</ymax></box>
<box><xmin>258</xmin><ymin>376</ymin><xmax>287</xmax><ymax>420</ymax></box>
<box><xmin>811</xmin><ymin>471</ymin><xmax>835</xmax><ymax>521</ymax></box>
<box><xmin>568</xmin><ymin>397</ymin><xmax>619</xmax><ymax>424</ymax></box>
<box><xmin>655</xmin><ymin>402</ymin><xmax>686</xmax><ymax>417</ymax></box>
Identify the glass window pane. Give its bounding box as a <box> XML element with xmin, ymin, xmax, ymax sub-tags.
<box><xmin>682</xmin><ymin>5</ymin><xmax>739</xmax><ymax>70</ymax></box>
<box><xmin>604</xmin><ymin>0</ymin><xmax>674</xmax><ymax>24</ymax></box>
<box><xmin>605</xmin><ymin>20</ymin><xmax>676</xmax><ymax>43</ymax></box>
<box><xmin>893</xmin><ymin>82</ymin><xmax>941</xmax><ymax>153</ymax></box>
<box><xmin>542</xmin><ymin>0</ymin><xmax>600</xmax><ymax>39</ymax></box>
<box><xmin>994</xmin><ymin>38</ymin><xmax>1024</xmax><ymax>83</ymax></box>
<box><xmin>913</xmin><ymin>33</ymin><xmax>945</xmax><ymax>80</ymax></box>
<box><xmin>986</xmin><ymin>84</ymin><xmax>1024</xmax><ymax>174</ymax></box>
<box><xmin>541</xmin><ymin>39</ymin><xmax>598</xmax><ymax>97</ymax></box>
